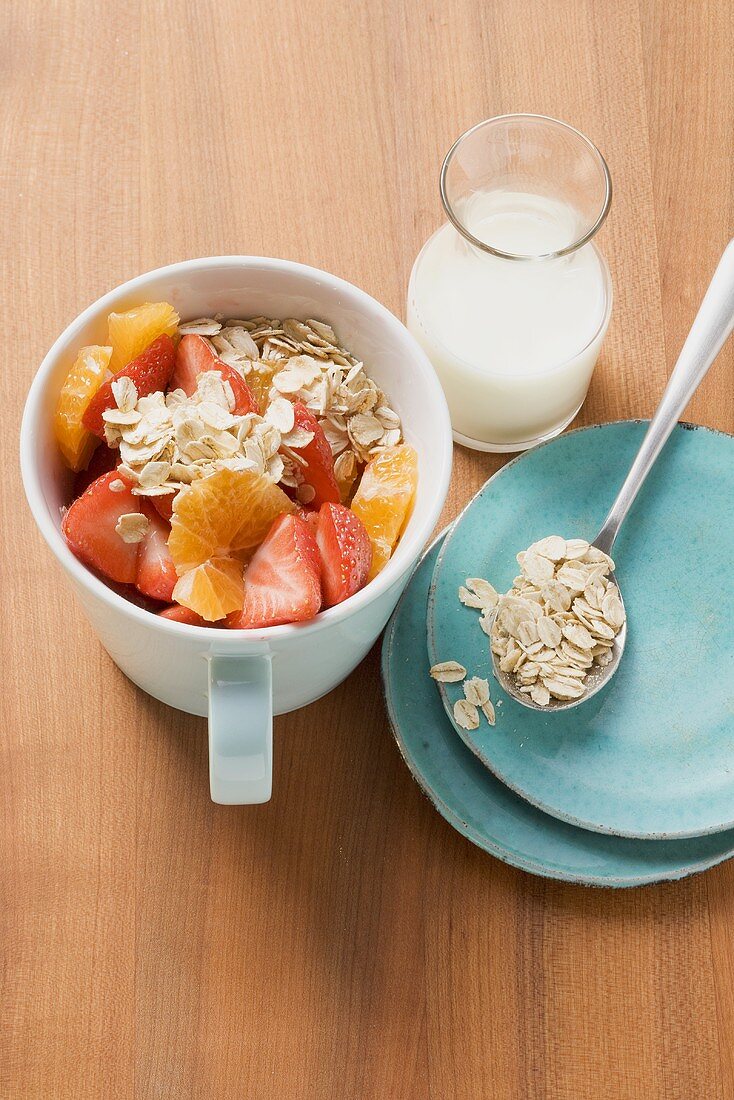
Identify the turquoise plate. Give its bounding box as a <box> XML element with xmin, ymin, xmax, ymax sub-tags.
<box><xmin>383</xmin><ymin>536</ymin><xmax>734</xmax><ymax>885</ymax></box>
<box><xmin>428</xmin><ymin>422</ymin><xmax>734</xmax><ymax>839</ymax></box>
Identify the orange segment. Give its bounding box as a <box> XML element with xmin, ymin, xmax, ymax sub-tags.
<box><xmin>172</xmin><ymin>557</ymin><xmax>244</xmax><ymax>621</ymax></box>
<box><xmin>351</xmin><ymin>444</ymin><xmax>419</xmax><ymax>580</ymax></box>
<box><xmin>247</xmin><ymin>361</ymin><xmax>277</xmax><ymax>414</ymax></box>
<box><xmin>168</xmin><ymin>467</ymin><xmax>294</xmax><ymax>575</ymax></box>
<box><xmin>54</xmin><ymin>345</ymin><xmax>112</xmax><ymax>471</ymax></box>
<box><xmin>108</xmin><ymin>301</ymin><xmax>179</xmax><ymax>371</ymax></box>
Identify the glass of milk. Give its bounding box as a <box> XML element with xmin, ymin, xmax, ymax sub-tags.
<box><xmin>407</xmin><ymin>114</ymin><xmax>612</xmax><ymax>451</ymax></box>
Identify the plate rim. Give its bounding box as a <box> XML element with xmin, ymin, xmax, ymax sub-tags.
<box><xmin>383</xmin><ymin>532</ymin><xmax>734</xmax><ymax>886</ymax></box>
<box><xmin>427</xmin><ymin>419</ymin><xmax>734</xmax><ymax>840</ymax></box>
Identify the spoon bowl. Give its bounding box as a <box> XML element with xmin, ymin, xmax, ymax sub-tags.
<box><xmin>489</xmin><ymin>567</ymin><xmax>627</xmax><ymax>712</ymax></box>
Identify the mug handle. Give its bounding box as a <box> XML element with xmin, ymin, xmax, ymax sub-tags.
<box><xmin>207</xmin><ymin>653</ymin><xmax>273</xmax><ymax>804</ymax></box>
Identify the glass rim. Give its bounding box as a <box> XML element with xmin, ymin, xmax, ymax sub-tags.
<box><xmin>439</xmin><ymin>113</ymin><xmax>613</xmax><ymax>261</ymax></box>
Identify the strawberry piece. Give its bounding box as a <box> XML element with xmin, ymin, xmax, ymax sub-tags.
<box><xmin>158</xmin><ymin>604</ymin><xmax>218</xmax><ymax>626</ymax></box>
<box><xmin>315</xmin><ymin>503</ymin><xmax>372</xmax><ymax>608</ymax></box>
<box><xmin>288</xmin><ymin>403</ymin><xmax>340</xmax><ymax>508</ymax></box>
<box><xmin>73</xmin><ymin>442</ymin><xmax>118</xmax><ymax>497</ymax></box>
<box><xmin>135</xmin><ymin>505</ymin><xmax>178</xmax><ymax>602</ymax></box>
<box><xmin>150</xmin><ymin>493</ymin><xmax>174</xmax><ymax>522</ymax></box>
<box><xmin>227</xmin><ymin>514</ymin><xmax>322</xmax><ymax>629</ymax></box>
<box><xmin>61</xmin><ymin>471</ymin><xmax>140</xmax><ymax>584</ymax></box>
<box><xmin>82</xmin><ymin>334</ymin><xmax>175</xmax><ymax>438</ymax></box>
<box><xmin>294</xmin><ymin>506</ymin><xmax>319</xmax><ymax>532</ymax></box>
<box><xmin>170</xmin><ymin>334</ymin><xmax>257</xmax><ymax>415</ymax></box>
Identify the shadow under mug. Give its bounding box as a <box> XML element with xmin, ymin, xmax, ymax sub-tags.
<box><xmin>20</xmin><ymin>257</ymin><xmax>453</xmax><ymax>804</ymax></box>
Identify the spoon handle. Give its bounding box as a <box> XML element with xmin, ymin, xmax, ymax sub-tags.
<box><xmin>595</xmin><ymin>239</ymin><xmax>734</xmax><ymax>556</ymax></box>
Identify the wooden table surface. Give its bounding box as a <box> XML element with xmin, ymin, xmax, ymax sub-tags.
<box><xmin>3</xmin><ymin>1</ymin><xmax>734</xmax><ymax>1097</ymax></box>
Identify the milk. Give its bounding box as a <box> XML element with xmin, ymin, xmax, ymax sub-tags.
<box><xmin>407</xmin><ymin>191</ymin><xmax>612</xmax><ymax>450</ymax></box>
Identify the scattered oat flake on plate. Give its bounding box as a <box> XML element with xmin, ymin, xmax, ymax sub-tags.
<box><xmin>453</xmin><ymin>699</ymin><xmax>480</xmax><ymax>730</ymax></box>
<box><xmin>429</xmin><ymin>660</ymin><xmax>466</xmax><ymax>683</ymax></box>
<box><xmin>482</xmin><ymin>699</ymin><xmax>496</xmax><ymax>725</ymax></box>
<box><xmin>463</xmin><ymin>676</ymin><xmax>490</xmax><ymax>707</ymax></box>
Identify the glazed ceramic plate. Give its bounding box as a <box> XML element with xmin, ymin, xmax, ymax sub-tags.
<box><xmin>383</xmin><ymin>536</ymin><xmax>734</xmax><ymax>885</ymax></box>
<box><xmin>428</xmin><ymin>422</ymin><xmax>734</xmax><ymax>840</ymax></box>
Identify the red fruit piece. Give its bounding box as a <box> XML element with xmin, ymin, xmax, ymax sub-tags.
<box><xmin>151</xmin><ymin>493</ymin><xmax>174</xmax><ymax>522</ymax></box>
<box><xmin>227</xmin><ymin>514</ymin><xmax>322</xmax><ymax>629</ymax></box>
<box><xmin>158</xmin><ymin>604</ymin><xmax>218</xmax><ymax>626</ymax></box>
<box><xmin>73</xmin><ymin>442</ymin><xmax>118</xmax><ymax>497</ymax></box>
<box><xmin>135</xmin><ymin>505</ymin><xmax>178</xmax><ymax>602</ymax></box>
<box><xmin>61</xmin><ymin>471</ymin><xmax>140</xmax><ymax>584</ymax></box>
<box><xmin>170</xmin><ymin>334</ymin><xmax>257</xmax><ymax>415</ymax></box>
<box><xmin>315</xmin><ymin>503</ymin><xmax>372</xmax><ymax>608</ymax></box>
<box><xmin>289</xmin><ymin>402</ymin><xmax>340</xmax><ymax>508</ymax></box>
<box><xmin>82</xmin><ymin>334</ymin><xmax>175</xmax><ymax>439</ymax></box>
<box><xmin>294</xmin><ymin>506</ymin><xmax>319</xmax><ymax>532</ymax></box>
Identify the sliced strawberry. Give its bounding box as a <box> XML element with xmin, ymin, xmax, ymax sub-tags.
<box><xmin>294</xmin><ymin>506</ymin><xmax>320</xmax><ymax>532</ymax></box>
<box><xmin>316</xmin><ymin>503</ymin><xmax>372</xmax><ymax>608</ymax></box>
<box><xmin>73</xmin><ymin>441</ymin><xmax>118</xmax><ymax>496</ymax></box>
<box><xmin>168</xmin><ymin>334</ymin><xmax>213</xmax><ymax>393</ymax></box>
<box><xmin>158</xmin><ymin>604</ymin><xmax>218</xmax><ymax>626</ymax></box>
<box><xmin>135</xmin><ymin>505</ymin><xmax>178</xmax><ymax>602</ymax></box>
<box><xmin>170</xmin><ymin>334</ymin><xmax>257</xmax><ymax>415</ymax></box>
<box><xmin>288</xmin><ymin>403</ymin><xmax>340</xmax><ymax>508</ymax></box>
<box><xmin>227</xmin><ymin>514</ymin><xmax>322</xmax><ymax>629</ymax></box>
<box><xmin>150</xmin><ymin>493</ymin><xmax>174</xmax><ymax>522</ymax></box>
<box><xmin>214</xmin><ymin>362</ymin><xmax>258</xmax><ymax>414</ymax></box>
<box><xmin>62</xmin><ymin>471</ymin><xmax>140</xmax><ymax>584</ymax></box>
<box><xmin>82</xmin><ymin>334</ymin><xmax>175</xmax><ymax>438</ymax></box>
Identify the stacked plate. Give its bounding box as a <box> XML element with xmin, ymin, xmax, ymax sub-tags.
<box><xmin>381</xmin><ymin>422</ymin><xmax>734</xmax><ymax>886</ymax></box>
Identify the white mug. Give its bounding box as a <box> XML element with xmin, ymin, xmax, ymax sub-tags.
<box><xmin>20</xmin><ymin>257</ymin><xmax>453</xmax><ymax>804</ymax></box>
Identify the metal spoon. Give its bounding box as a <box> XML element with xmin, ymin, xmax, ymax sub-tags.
<box><xmin>492</xmin><ymin>239</ymin><xmax>734</xmax><ymax>711</ymax></box>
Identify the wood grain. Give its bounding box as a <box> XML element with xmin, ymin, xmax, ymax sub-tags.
<box><xmin>2</xmin><ymin>1</ymin><xmax>733</xmax><ymax>1096</ymax></box>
